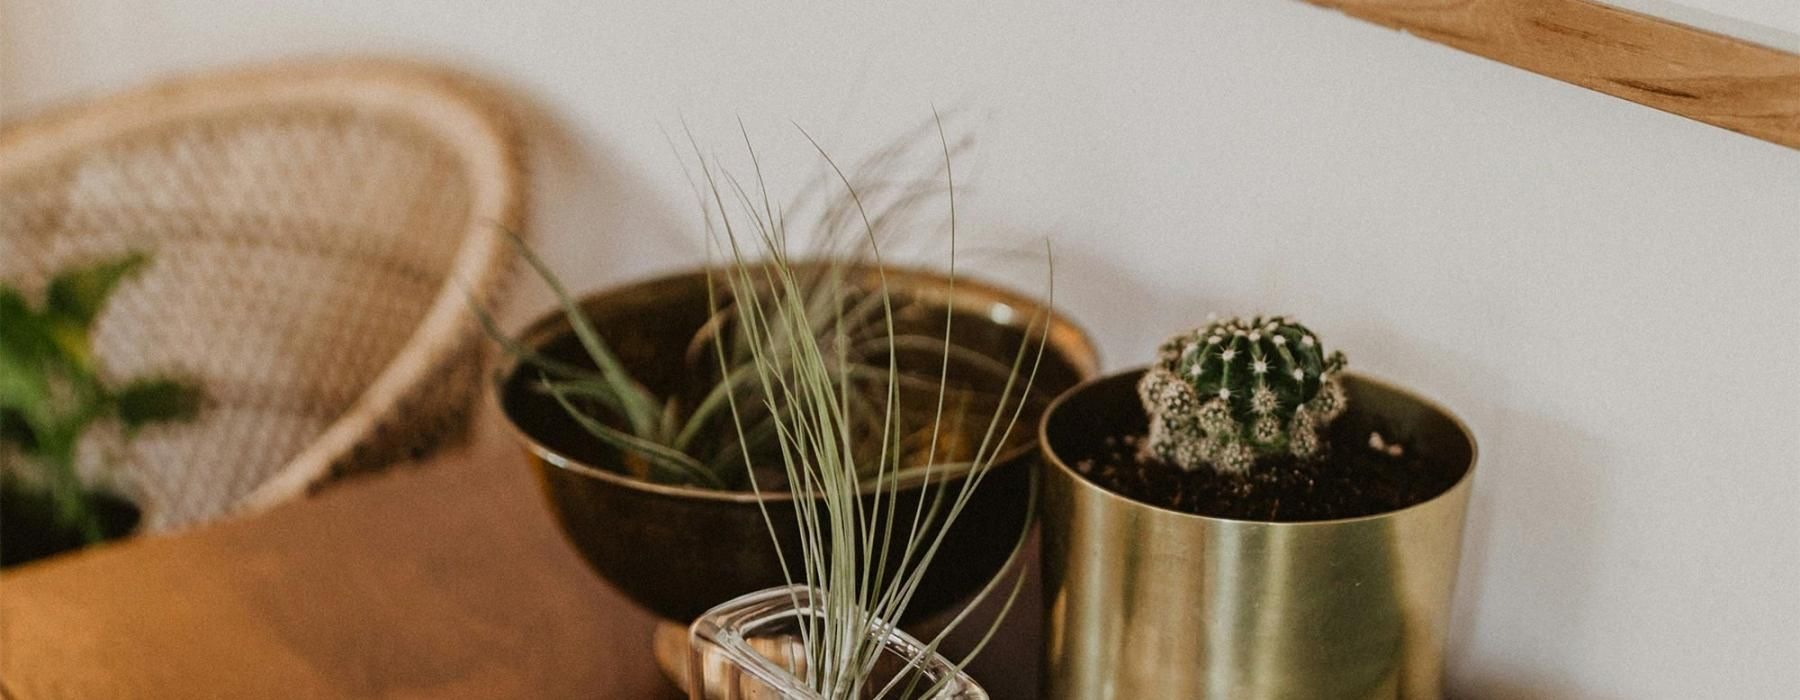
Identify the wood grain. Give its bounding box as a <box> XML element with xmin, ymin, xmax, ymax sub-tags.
<box><xmin>1305</xmin><ymin>0</ymin><xmax>1800</xmax><ymax>149</ymax></box>
<box><xmin>0</xmin><ymin>429</ymin><xmax>682</xmax><ymax>699</ymax></box>
<box><xmin>0</xmin><ymin>411</ymin><xmax>1042</xmax><ymax>699</ymax></box>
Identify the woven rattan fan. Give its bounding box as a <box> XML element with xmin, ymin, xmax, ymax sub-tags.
<box><xmin>0</xmin><ymin>59</ymin><xmax>525</xmax><ymax>531</ymax></box>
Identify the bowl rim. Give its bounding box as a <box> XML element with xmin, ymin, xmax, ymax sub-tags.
<box><xmin>495</xmin><ymin>261</ymin><xmax>1102</xmax><ymax>504</ymax></box>
<box><xmin>1037</xmin><ymin>367</ymin><xmax>1479</xmax><ymax>527</ymax></box>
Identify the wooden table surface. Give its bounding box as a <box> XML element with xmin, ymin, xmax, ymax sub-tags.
<box><xmin>0</xmin><ymin>410</ymin><xmax>1042</xmax><ymax>698</ymax></box>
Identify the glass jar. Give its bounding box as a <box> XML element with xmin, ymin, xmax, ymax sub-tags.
<box><xmin>686</xmin><ymin>585</ymin><xmax>986</xmax><ymax>699</ymax></box>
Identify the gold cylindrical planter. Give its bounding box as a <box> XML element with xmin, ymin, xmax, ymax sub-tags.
<box><xmin>1039</xmin><ymin>370</ymin><xmax>1476</xmax><ymax>700</ymax></box>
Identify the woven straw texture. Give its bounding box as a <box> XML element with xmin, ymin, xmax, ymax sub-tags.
<box><xmin>0</xmin><ymin>60</ymin><xmax>525</xmax><ymax>531</ymax></box>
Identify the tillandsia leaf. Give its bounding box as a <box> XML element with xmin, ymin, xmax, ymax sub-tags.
<box><xmin>659</xmin><ymin>396</ymin><xmax>683</xmax><ymax>445</ymax></box>
<box><xmin>541</xmin><ymin>377</ymin><xmax>725</xmax><ymax>489</ymax></box>
<box><xmin>872</xmin><ymin>253</ymin><xmax>1051</xmax><ymax>660</ymax></box>
<box><xmin>854</xmin><ymin>334</ymin><xmax>1028</xmax><ymax>386</ymax></box>
<box><xmin>795</xmin><ymin>121</ymin><xmax>906</xmax><ymax>483</ymax></box>
<box><xmin>696</xmin><ymin>115</ymin><xmax>1050</xmax><ymax>698</ymax></box>
<box><xmin>113</xmin><ymin>378</ymin><xmax>205</xmax><ymax>434</ymax></box>
<box><xmin>528</xmin><ymin>377</ymin><xmax>633</xmax><ymax>425</ymax></box>
<box><xmin>499</xmin><ymin>228</ymin><xmax>662</xmax><ymax>437</ymax></box>
<box><xmin>700</xmin><ymin>147</ymin><xmax>832</xmax><ymax>680</ymax></box>
<box><xmin>885</xmin><ymin>123</ymin><xmax>1053</xmax><ymax>697</ymax></box>
<box><xmin>466</xmin><ymin>292</ymin><xmax>601</xmax><ymax>382</ymax></box>
<box><xmin>799</xmin><ymin>126</ymin><xmax>919</xmax><ymax>660</ymax></box>
<box><xmin>702</xmin><ymin>407</ymin><xmax>783</xmax><ymax>475</ymax></box>
<box><xmin>891</xmin><ymin>468</ymin><xmax>1039</xmax><ymax>700</ymax></box>
<box><xmin>673</xmin><ymin>361</ymin><xmax>766</xmax><ymax>452</ymax></box>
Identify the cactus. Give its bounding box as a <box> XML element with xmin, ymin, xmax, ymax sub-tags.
<box><xmin>1137</xmin><ymin>315</ymin><xmax>1347</xmax><ymax>473</ymax></box>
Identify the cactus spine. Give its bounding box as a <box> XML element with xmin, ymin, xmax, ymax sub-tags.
<box><xmin>1137</xmin><ymin>315</ymin><xmax>1347</xmax><ymax>473</ymax></box>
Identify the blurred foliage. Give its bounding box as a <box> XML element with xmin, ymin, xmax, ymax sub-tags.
<box><xmin>0</xmin><ymin>253</ymin><xmax>203</xmax><ymax>547</ymax></box>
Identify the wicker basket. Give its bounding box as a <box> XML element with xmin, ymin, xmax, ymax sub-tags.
<box><xmin>0</xmin><ymin>59</ymin><xmax>526</xmax><ymax>531</ymax></box>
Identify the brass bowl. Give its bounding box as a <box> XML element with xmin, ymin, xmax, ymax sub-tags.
<box><xmin>1038</xmin><ymin>369</ymin><xmax>1476</xmax><ymax>700</ymax></box>
<box><xmin>499</xmin><ymin>265</ymin><xmax>1098</xmax><ymax>622</ymax></box>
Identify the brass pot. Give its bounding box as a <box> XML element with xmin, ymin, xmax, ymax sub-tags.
<box><xmin>499</xmin><ymin>265</ymin><xmax>1098</xmax><ymax>623</ymax></box>
<box><xmin>1039</xmin><ymin>370</ymin><xmax>1476</xmax><ymax>700</ymax></box>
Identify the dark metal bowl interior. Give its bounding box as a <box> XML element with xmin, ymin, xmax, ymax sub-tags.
<box><xmin>500</xmin><ymin>265</ymin><xmax>1098</xmax><ymax>622</ymax></box>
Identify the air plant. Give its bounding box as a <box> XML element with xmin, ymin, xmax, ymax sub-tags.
<box><xmin>476</xmin><ymin>122</ymin><xmax>1035</xmax><ymax>492</ymax></box>
<box><xmin>700</xmin><ymin>117</ymin><xmax>1048</xmax><ymax>697</ymax></box>
<box><xmin>473</xmin><ymin>234</ymin><xmax>738</xmax><ymax>488</ymax></box>
<box><xmin>1137</xmin><ymin>314</ymin><xmax>1347</xmax><ymax>473</ymax></box>
<box><xmin>0</xmin><ymin>253</ymin><xmax>203</xmax><ymax>544</ymax></box>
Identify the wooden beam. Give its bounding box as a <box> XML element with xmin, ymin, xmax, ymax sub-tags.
<box><xmin>1305</xmin><ymin>0</ymin><xmax>1800</xmax><ymax>149</ymax></box>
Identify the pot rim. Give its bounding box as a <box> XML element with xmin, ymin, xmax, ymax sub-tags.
<box><xmin>1037</xmin><ymin>367</ymin><xmax>1479</xmax><ymax>527</ymax></box>
<box><xmin>495</xmin><ymin>261</ymin><xmax>1101</xmax><ymax>505</ymax></box>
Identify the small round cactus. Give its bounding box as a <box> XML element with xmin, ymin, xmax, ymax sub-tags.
<box><xmin>1137</xmin><ymin>315</ymin><xmax>1348</xmax><ymax>473</ymax></box>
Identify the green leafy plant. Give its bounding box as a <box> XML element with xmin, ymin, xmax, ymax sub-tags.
<box><xmin>0</xmin><ymin>253</ymin><xmax>203</xmax><ymax>544</ymax></box>
<box><xmin>1138</xmin><ymin>314</ymin><xmax>1347</xmax><ymax>473</ymax></box>
<box><xmin>704</xmin><ymin>119</ymin><xmax>1047</xmax><ymax>697</ymax></box>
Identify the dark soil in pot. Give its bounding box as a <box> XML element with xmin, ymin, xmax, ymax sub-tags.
<box><xmin>1050</xmin><ymin>371</ymin><xmax>1468</xmax><ymax>522</ymax></box>
<box><xmin>1</xmin><ymin>481</ymin><xmax>140</xmax><ymax>568</ymax></box>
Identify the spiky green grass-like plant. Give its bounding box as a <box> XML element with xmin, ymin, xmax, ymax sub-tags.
<box><xmin>476</xmin><ymin>124</ymin><xmax>1034</xmax><ymax>494</ymax></box>
<box><xmin>706</xmin><ymin>118</ymin><xmax>1047</xmax><ymax>698</ymax></box>
<box><xmin>472</xmin><ymin>232</ymin><xmax>735</xmax><ymax>488</ymax></box>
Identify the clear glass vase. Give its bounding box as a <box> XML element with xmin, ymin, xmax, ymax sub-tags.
<box><xmin>686</xmin><ymin>585</ymin><xmax>987</xmax><ymax>699</ymax></box>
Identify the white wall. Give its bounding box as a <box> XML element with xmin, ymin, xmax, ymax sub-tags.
<box><xmin>4</xmin><ymin>2</ymin><xmax>1797</xmax><ymax>697</ymax></box>
<box><xmin>1599</xmin><ymin>0</ymin><xmax>1798</xmax><ymax>52</ymax></box>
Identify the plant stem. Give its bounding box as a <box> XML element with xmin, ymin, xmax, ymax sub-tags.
<box><xmin>41</xmin><ymin>439</ymin><xmax>103</xmax><ymax>543</ymax></box>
